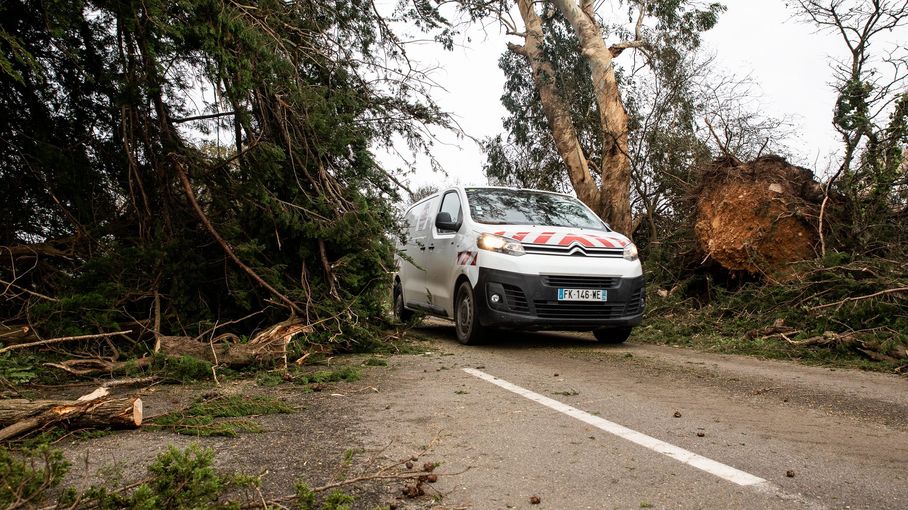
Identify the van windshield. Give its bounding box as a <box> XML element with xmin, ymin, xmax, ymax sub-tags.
<box><xmin>465</xmin><ymin>188</ymin><xmax>607</xmax><ymax>230</ymax></box>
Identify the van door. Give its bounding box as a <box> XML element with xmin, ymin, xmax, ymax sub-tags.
<box><xmin>399</xmin><ymin>197</ymin><xmax>435</xmax><ymax>310</ymax></box>
<box><xmin>426</xmin><ymin>190</ymin><xmax>463</xmax><ymax>316</ymax></box>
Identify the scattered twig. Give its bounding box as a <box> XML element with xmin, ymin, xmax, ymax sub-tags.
<box><xmin>0</xmin><ymin>278</ymin><xmax>59</xmax><ymax>302</ymax></box>
<box><xmin>102</xmin><ymin>376</ymin><xmax>161</xmax><ymax>389</ymax></box>
<box><xmin>817</xmin><ymin>194</ymin><xmax>830</xmax><ymax>257</ymax></box>
<box><xmin>811</xmin><ymin>287</ymin><xmax>908</xmax><ymax>310</ymax></box>
<box><xmin>262</xmin><ymin>467</ymin><xmax>471</xmax><ymax>507</ymax></box>
<box><xmin>208</xmin><ymin>323</ymin><xmax>221</xmax><ymax>386</ymax></box>
<box><xmin>153</xmin><ymin>290</ymin><xmax>162</xmax><ymax>353</ymax></box>
<box><xmin>194</xmin><ymin>308</ymin><xmax>269</xmax><ymax>342</ymax></box>
<box><xmin>0</xmin><ymin>331</ymin><xmax>133</xmax><ymax>354</ymax></box>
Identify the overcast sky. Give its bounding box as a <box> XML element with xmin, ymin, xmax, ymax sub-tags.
<box><xmin>383</xmin><ymin>0</ymin><xmax>907</xmax><ymax>191</ymax></box>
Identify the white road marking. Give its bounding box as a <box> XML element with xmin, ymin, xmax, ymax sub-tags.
<box><xmin>463</xmin><ymin>367</ymin><xmax>766</xmax><ymax>487</ymax></box>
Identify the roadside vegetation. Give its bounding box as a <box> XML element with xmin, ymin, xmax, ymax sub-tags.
<box><xmin>635</xmin><ymin>255</ymin><xmax>908</xmax><ymax>373</ymax></box>
<box><xmin>1</xmin><ymin>442</ymin><xmax>365</xmax><ymax>510</ymax></box>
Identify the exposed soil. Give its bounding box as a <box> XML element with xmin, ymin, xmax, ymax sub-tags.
<box><xmin>695</xmin><ymin>155</ymin><xmax>824</xmax><ymax>275</ymax></box>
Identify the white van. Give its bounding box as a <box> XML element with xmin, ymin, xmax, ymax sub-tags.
<box><xmin>393</xmin><ymin>187</ymin><xmax>644</xmax><ymax>344</ymax></box>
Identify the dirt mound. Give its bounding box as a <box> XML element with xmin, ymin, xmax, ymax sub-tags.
<box><xmin>695</xmin><ymin>155</ymin><xmax>823</xmax><ymax>275</ymax></box>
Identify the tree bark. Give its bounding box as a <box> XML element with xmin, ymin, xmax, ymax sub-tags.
<box><xmin>0</xmin><ymin>396</ymin><xmax>142</xmax><ymax>441</ymax></box>
<box><xmin>155</xmin><ymin>319</ymin><xmax>310</xmax><ymax>367</ymax></box>
<box><xmin>552</xmin><ymin>0</ymin><xmax>633</xmax><ymax>234</ymax></box>
<box><xmin>512</xmin><ymin>0</ymin><xmax>600</xmax><ymax>207</ymax></box>
<box><xmin>45</xmin><ymin>319</ymin><xmax>311</xmax><ymax>376</ymax></box>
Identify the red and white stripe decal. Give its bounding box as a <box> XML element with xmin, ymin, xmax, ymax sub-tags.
<box><xmin>456</xmin><ymin>251</ymin><xmax>478</xmax><ymax>266</ymax></box>
<box><xmin>533</xmin><ymin>232</ymin><xmax>557</xmax><ymax>244</ymax></box>
<box><xmin>558</xmin><ymin>234</ymin><xmax>595</xmax><ymax>247</ymax></box>
<box><xmin>486</xmin><ymin>231</ymin><xmax>628</xmax><ymax>248</ymax></box>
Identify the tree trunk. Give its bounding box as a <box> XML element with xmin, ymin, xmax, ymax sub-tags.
<box><xmin>0</xmin><ymin>396</ymin><xmax>142</xmax><ymax>441</ymax></box>
<box><xmin>45</xmin><ymin>319</ymin><xmax>311</xmax><ymax>376</ymax></box>
<box><xmin>512</xmin><ymin>0</ymin><xmax>600</xmax><ymax>207</ymax></box>
<box><xmin>552</xmin><ymin>0</ymin><xmax>633</xmax><ymax>235</ymax></box>
<box><xmin>156</xmin><ymin>319</ymin><xmax>310</xmax><ymax>367</ymax></box>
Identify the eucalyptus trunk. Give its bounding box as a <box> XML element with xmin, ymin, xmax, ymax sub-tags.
<box><xmin>552</xmin><ymin>0</ymin><xmax>633</xmax><ymax>235</ymax></box>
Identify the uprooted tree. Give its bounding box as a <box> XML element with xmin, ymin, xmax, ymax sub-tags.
<box><xmin>0</xmin><ymin>1</ymin><xmax>448</xmax><ymax>354</ymax></box>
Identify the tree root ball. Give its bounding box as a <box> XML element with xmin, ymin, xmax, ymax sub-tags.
<box><xmin>695</xmin><ymin>156</ymin><xmax>824</xmax><ymax>275</ymax></box>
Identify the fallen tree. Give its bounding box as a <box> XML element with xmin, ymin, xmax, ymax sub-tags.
<box><xmin>45</xmin><ymin>319</ymin><xmax>312</xmax><ymax>376</ymax></box>
<box><xmin>0</xmin><ymin>393</ymin><xmax>142</xmax><ymax>441</ymax></box>
<box><xmin>695</xmin><ymin>155</ymin><xmax>825</xmax><ymax>275</ymax></box>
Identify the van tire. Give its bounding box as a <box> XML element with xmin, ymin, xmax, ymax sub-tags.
<box><xmin>454</xmin><ymin>280</ymin><xmax>485</xmax><ymax>345</ymax></box>
<box><xmin>393</xmin><ymin>283</ymin><xmax>415</xmax><ymax>323</ymax></box>
<box><xmin>593</xmin><ymin>327</ymin><xmax>632</xmax><ymax>344</ymax></box>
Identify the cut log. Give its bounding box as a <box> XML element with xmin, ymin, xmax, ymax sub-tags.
<box><xmin>695</xmin><ymin>155</ymin><xmax>823</xmax><ymax>276</ymax></box>
<box><xmin>0</xmin><ymin>396</ymin><xmax>142</xmax><ymax>441</ymax></box>
<box><xmin>0</xmin><ymin>324</ymin><xmax>38</xmax><ymax>345</ymax></box>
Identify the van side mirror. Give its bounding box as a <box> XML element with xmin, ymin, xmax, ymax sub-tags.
<box><xmin>435</xmin><ymin>212</ymin><xmax>460</xmax><ymax>232</ymax></box>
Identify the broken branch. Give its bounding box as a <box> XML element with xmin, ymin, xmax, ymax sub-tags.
<box><xmin>0</xmin><ymin>331</ymin><xmax>133</xmax><ymax>354</ymax></box>
<box><xmin>811</xmin><ymin>287</ymin><xmax>908</xmax><ymax>310</ymax></box>
<box><xmin>174</xmin><ymin>161</ymin><xmax>304</xmax><ymax>315</ymax></box>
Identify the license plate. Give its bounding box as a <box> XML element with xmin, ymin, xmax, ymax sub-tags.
<box><xmin>558</xmin><ymin>288</ymin><xmax>607</xmax><ymax>301</ymax></box>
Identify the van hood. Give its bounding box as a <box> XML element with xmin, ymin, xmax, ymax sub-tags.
<box><xmin>479</xmin><ymin>225</ymin><xmax>631</xmax><ymax>249</ymax></box>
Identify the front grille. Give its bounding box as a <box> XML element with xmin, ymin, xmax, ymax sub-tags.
<box><xmin>502</xmin><ymin>284</ymin><xmax>530</xmax><ymax>314</ymax></box>
<box><xmin>542</xmin><ymin>275</ymin><xmax>620</xmax><ymax>289</ymax></box>
<box><xmin>523</xmin><ymin>244</ymin><xmax>623</xmax><ymax>258</ymax></box>
<box><xmin>533</xmin><ymin>300</ymin><xmax>628</xmax><ymax>320</ymax></box>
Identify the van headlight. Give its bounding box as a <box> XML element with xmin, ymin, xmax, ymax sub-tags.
<box><xmin>477</xmin><ymin>233</ymin><xmax>525</xmax><ymax>257</ymax></box>
<box><xmin>623</xmin><ymin>243</ymin><xmax>639</xmax><ymax>261</ymax></box>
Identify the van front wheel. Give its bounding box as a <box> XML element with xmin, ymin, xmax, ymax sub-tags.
<box><xmin>454</xmin><ymin>281</ymin><xmax>485</xmax><ymax>345</ymax></box>
<box><xmin>393</xmin><ymin>284</ymin><xmax>415</xmax><ymax>323</ymax></box>
<box><xmin>593</xmin><ymin>327</ymin><xmax>632</xmax><ymax>344</ymax></box>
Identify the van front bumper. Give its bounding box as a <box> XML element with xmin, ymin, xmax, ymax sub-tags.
<box><xmin>475</xmin><ymin>268</ymin><xmax>644</xmax><ymax>330</ymax></box>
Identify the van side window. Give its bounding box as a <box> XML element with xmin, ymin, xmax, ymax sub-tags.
<box><xmin>403</xmin><ymin>207</ymin><xmax>419</xmax><ymax>237</ymax></box>
<box><xmin>414</xmin><ymin>201</ymin><xmax>432</xmax><ymax>233</ymax></box>
<box><xmin>438</xmin><ymin>191</ymin><xmax>462</xmax><ymax>232</ymax></box>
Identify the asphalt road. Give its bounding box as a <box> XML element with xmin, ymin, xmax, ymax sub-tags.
<box><xmin>355</xmin><ymin>320</ymin><xmax>908</xmax><ymax>510</ymax></box>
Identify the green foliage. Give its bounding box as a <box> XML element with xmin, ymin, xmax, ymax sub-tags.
<box><xmin>320</xmin><ymin>491</ymin><xmax>354</xmax><ymax>510</ymax></box>
<box><xmin>0</xmin><ymin>0</ymin><xmax>446</xmax><ymax>352</ymax></box>
<box><xmin>147</xmin><ymin>395</ymin><xmax>293</xmax><ymax>437</ymax></box>
<box><xmin>145</xmin><ymin>445</ymin><xmax>222</xmax><ymax>509</ymax></box>
<box><xmin>295</xmin><ymin>367</ymin><xmax>361</xmax><ymax>385</ymax></box>
<box><xmin>363</xmin><ymin>357</ymin><xmax>388</xmax><ymax>366</ymax></box>
<box><xmin>295</xmin><ymin>482</ymin><xmax>318</xmax><ymax>510</ymax></box>
<box><xmin>0</xmin><ymin>352</ymin><xmax>38</xmax><ymax>385</ymax></box>
<box><xmin>638</xmin><ymin>257</ymin><xmax>908</xmax><ymax>370</ymax></box>
<box><xmin>3</xmin><ymin>443</ymin><xmax>361</xmax><ymax>509</ymax></box>
<box><xmin>83</xmin><ymin>444</ymin><xmax>222</xmax><ymax>509</ymax></box>
<box><xmin>151</xmin><ymin>355</ymin><xmax>216</xmax><ymax>383</ymax></box>
<box><xmin>256</xmin><ymin>370</ymin><xmax>285</xmax><ymax>387</ymax></box>
<box><xmin>293</xmin><ymin>483</ymin><xmax>354</xmax><ymax>510</ymax></box>
<box><xmin>0</xmin><ymin>446</ymin><xmax>70</xmax><ymax>509</ymax></box>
